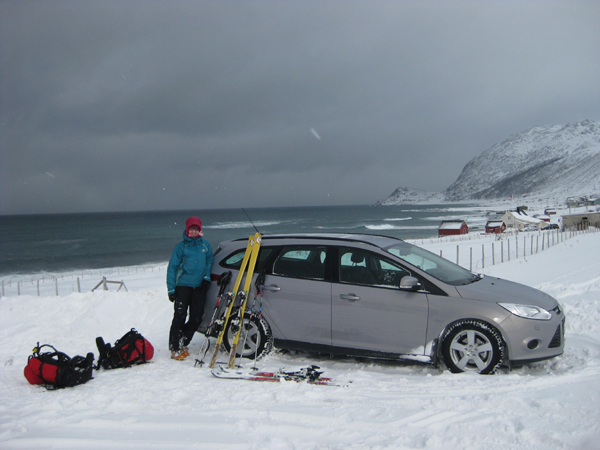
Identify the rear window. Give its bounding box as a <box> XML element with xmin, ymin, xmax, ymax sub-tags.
<box><xmin>219</xmin><ymin>247</ymin><xmax>274</xmax><ymax>270</ymax></box>
<box><xmin>272</xmin><ymin>246</ymin><xmax>327</xmax><ymax>280</ymax></box>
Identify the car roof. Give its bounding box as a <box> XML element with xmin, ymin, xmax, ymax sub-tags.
<box><xmin>222</xmin><ymin>233</ymin><xmax>404</xmax><ymax>250</ymax></box>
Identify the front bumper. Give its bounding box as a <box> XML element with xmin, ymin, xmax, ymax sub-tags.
<box><xmin>499</xmin><ymin>306</ymin><xmax>565</xmax><ymax>363</ymax></box>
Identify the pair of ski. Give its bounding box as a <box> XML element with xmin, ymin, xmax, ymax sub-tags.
<box><xmin>207</xmin><ymin>232</ymin><xmax>262</xmax><ymax>369</ymax></box>
<box><xmin>212</xmin><ymin>365</ymin><xmax>343</xmax><ymax>386</ymax></box>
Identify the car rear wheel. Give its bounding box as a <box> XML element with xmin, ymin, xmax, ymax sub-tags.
<box><xmin>223</xmin><ymin>313</ymin><xmax>273</xmax><ymax>360</ymax></box>
<box><xmin>441</xmin><ymin>320</ymin><xmax>504</xmax><ymax>374</ymax></box>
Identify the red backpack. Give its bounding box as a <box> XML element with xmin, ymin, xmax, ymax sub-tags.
<box><xmin>24</xmin><ymin>344</ymin><xmax>95</xmax><ymax>389</ymax></box>
<box><xmin>95</xmin><ymin>328</ymin><xmax>154</xmax><ymax>369</ymax></box>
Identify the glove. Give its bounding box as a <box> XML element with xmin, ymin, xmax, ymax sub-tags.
<box><xmin>168</xmin><ymin>292</ymin><xmax>177</xmax><ymax>302</ymax></box>
<box><xmin>200</xmin><ymin>279</ymin><xmax>211</xmax><ymax>293</ymax></box>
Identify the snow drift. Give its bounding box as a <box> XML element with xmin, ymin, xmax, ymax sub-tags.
<box><xmin>1</xmin><ymin>231</ymin><xmax>599</xmax><ymax>449</ymax></box>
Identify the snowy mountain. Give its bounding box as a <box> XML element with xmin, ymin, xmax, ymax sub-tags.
<box><xmin>377</xmin><ymin>120</ymin><xmax>600</xmax><ymax>205</ymax></box>
<box><xmin>374</xmin><ymin>187</ymin><xmax>445</xmax><ymax>205</ymax></box>
<box><xmin>445</xmin><ymin>120</ymin><xmax>600</xmax><ymax>201</ymax></box>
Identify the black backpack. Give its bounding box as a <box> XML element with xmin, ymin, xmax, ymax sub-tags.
<box><xmin>24</xmin><ymin>344</ymin><xmax>95</xmax><ymax>390</ymax></box>
<box><xmin>95</xmin><ymin>328</ymin><xmax>154</xmax><ymax>370</ymax></box>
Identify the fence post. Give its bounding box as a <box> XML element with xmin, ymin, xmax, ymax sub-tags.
<box><xmin>508</xmin><ymin>240</ymin><xmax>511</xmax><ymax>261</ymax></box>
<box><xmin>18</xmin><ymin>282</ymin><xmax>21</xmax><ymax>296</ymax></box>
<box><xmin>482</xmin><ymin>244</ymin><xmax>485</xmax><ymax>269</ymax></box>
<box><xmin>530</xmin><ymin>236</ymin><xmax>533</xmax><ymax>255</ymax></box>
<box><xmin>542</xmin><ymin>234</ymin><xmax>545</xmax><ymax>251</ymax></box>
<box><xmin>117</xmin><ymin>280</ymin><xmax>128</xmax><ymax>292</ymax></box>
<box><xmin>492</xmin><ymin>243</ymin><xmax>495</xmax><ymax>265</ymax></box>
<box><xmin>37</xmin><ymin>280</ymin><xmax>40</xmax><ymax>296</ymax></box>
<box><xmin>470</xmin><ymin>247</ymin><xmax>473</xmax><ymax>272</ymax></box>
<box><xmin>77</xmin><ymin>277</ymin><xmax>81</xmax><ymax>293</ymax></box>
<box><xmin>55</xmin><ymin>279</ymin><xmax>58</xmax><ymax>296</ymax></box>
<box><xmin>456</xmin><ymin>246</ymin><xmax>460</xmax><ymax>265</ymax></box>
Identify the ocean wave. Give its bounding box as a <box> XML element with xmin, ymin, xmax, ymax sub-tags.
<box><xmin>34</xmin><ymin>238</ymin><xmax>87</xmax><ymax>246</ymax></box>
<box><xmin>424</xmin><ymin>214</ymin><xmax>484</xmax><ymax>222</ymax></box>
<box><xmin>383</xmin><ymin>217</ymin><xmax>412</xmax><ymax>222</ymax></box>
<box><xmin>206</xmin><ymin>221</ymin><xmax>285</xmax><ymax>230</ymax></box>
<box><xmin>313</xmin><ymin>224</ymin><xmax>366</xmax><ymax>231</ymax></box>
<box><xmin>366</xmin><ymin>224</ymin><xmax>439</xmax><ymax>230</ymax></box>
<box><xmin>1</xmin><ymin>205</ymin><xmax>496</xmax><ymax>276</ymax></box>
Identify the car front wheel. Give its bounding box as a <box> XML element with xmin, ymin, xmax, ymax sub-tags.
<box><xmin>223</xmin><ymin>313</ymin><xmax>273</xmax><ymax>361</ymax></box>
<box><xmin>441</xmin><ymin>320</ymin><xmax>504</xmax><ymax>374</ymax></box>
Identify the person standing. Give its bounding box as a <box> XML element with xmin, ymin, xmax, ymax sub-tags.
<box><xmin>166</xmin><ymin>216</ymin><xmax>213</xmax><ymax>360</ymax></box>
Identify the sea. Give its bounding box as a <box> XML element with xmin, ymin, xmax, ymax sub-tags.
<box><xmin>0</xmin><ymin>204</ymin><xmax>490</xmax><ymax>276</ymax></box>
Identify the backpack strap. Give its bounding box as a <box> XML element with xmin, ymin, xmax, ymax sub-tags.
<box><xmin>55</xmin><ymin>353</ymin><xmax>95</xmax><ymax>388</ymax></box>
<box><xmin>95</xmin><ymin>337</ymin><xmax>112</xmax><ymax>370</ymax></box>
<box><xmin>114</xmin><ymin>329</ymin><xmax>146</xmax><ymax>366</ymax></box>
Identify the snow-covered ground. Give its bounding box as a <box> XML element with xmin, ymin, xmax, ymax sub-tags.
<box><xmin>1</xmin><ymin>230</ymin><xmax>599</xmax><ymax>449</ymax></box>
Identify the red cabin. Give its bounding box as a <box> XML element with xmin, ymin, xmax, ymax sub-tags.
<box><xmin>485</xmin><ymin>221</ymin><xmax>506</xmax><ymax>234</ymax></box>
<box><xmin>438</xmin><ymin>220</ymin><xmax>469</xmax><ymax>237</ymax></box>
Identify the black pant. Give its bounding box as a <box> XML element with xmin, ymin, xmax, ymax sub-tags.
<box><xmin>169</xmin><ymin>286</ymin><xmax>206</xmax><ymax>351</ymax></box>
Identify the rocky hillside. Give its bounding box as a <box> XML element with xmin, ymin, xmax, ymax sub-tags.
<box><xmin>374</xmin><ymin>187</ymin><xmax>445</xmax><ymax>205</ymax></box>
<box><xmin>445</xmin><ymin>120</ymin><xmax>600</xmax><ymax>201</ymax></box>
<box><xmin>377</xmin><ymin>120</ymin><xmax>600</xmax><ymax>205</ymax></box>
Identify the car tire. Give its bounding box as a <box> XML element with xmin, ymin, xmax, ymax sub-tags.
<box><xmin>441</xmin><ymin>320</ymin><xmax>504</xmax><ymax>374</ymax></box>
<box><xmin>223</xmin><ymin>313</ymin><xmax>273</xmax><ymax>360</ymax></box>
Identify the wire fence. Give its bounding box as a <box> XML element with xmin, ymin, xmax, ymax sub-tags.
<box><xmin>1</xmin><ymin>226</ymin><xmax>598</xmax><ymax>297</ymax></box>
<box><xmin>437</xmin><ymin>226</ymin><xmax>598</xmax><ymax>272</ymax></box>
<box><xmin>1</xmin><ymin>264</ymin><xmax>165</xmax><ymax>298</ymax></box>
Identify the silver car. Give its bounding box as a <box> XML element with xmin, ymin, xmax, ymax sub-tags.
<box><xmin>204</xmin><ymin>234</ymin><xmax>565</xmax><ymax>374</ymax></box>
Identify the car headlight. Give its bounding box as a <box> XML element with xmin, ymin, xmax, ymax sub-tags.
<box><xmin>498</xmin><ymin>303</ymin><xmax>552</xmax><ymax>320</ymax></box>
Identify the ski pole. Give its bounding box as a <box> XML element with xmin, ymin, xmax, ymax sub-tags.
<box><xmin>248</xmin><ymin>271</ymin><xmax>266</xmax><ymax>370</ymax></box>
<box><xmin>195</xmin><ymin>271</ymin><xmax>232</xmax><ymax>366</ymax></box>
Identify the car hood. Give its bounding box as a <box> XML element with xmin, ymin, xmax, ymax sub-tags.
<box><xmin>455</xmin><ymin>276</ymin><xmax>558</xmax><ymax>310</ymax></box>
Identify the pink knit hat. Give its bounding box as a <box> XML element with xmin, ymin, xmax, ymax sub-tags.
<box><xmin>185</xmin><ymin>216</ymin><xmax>202</xmax><ymax>236</ymax></box>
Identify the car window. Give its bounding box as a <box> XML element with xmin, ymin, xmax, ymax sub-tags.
<box><xmin>220</xmin><ymin>247</ymin><xmax>273</xmax><ymax>270</ymax></box>
<box><xmin>339</xmin><ymin>247</ymin><xmax>411</xmax><ymax>288</ymax></box>
<box><xmin>272</xmin><ymin>246</ymin><xmax>327</xmax><ymax>280</ymax></box>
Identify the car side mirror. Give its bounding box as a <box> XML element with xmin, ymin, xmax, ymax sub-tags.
<box><xmin>399</xmin><ymin>276</ymin><xmax>422</xmax><ymax>291</ymax></box>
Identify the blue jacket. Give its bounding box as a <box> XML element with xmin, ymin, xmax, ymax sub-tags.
<box><xmin>166</xmin><ymin>231</ymin><xmax>213</xmax><ymax>293</ymax></box>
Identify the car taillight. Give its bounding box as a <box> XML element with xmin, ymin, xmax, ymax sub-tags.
<box><xmin>210</xmin><ymin>273</ymin><xmax>220</xmax><ymax>282</ymax></box>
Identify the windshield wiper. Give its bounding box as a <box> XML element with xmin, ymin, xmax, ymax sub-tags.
<box><xmin>462</xmin><ymin>274</ymin><xmax>482</xmax><ymax>285</ymax></box>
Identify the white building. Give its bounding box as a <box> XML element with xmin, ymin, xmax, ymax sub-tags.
<box><xmin>501</xmin><ymin>210</ymin><xmax>544</xmax><ymax>231</ymax></box>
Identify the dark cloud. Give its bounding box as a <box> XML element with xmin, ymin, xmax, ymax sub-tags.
<box><xmin>1</xmin><ymin>0</ymin><xmax>599</xmax><ymax>214</ymax></box>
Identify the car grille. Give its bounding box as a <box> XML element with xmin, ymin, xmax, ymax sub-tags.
<box><xmin>548</xmin><ymin>319</ymin><xmax>565</xmax><ymax>348</ymax></box>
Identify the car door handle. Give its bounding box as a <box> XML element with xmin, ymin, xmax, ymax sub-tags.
<box><xmin>263</xmin><ymin>284</ymin><xmax>281</xmax><ymax>292</ymax></box>
<box><xmin>339</xmin><ymin>293</ymin><xmax>360</xmax><ymax>302</ymax></box>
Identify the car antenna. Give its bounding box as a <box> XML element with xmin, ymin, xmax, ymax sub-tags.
<box><xmin>242</xmin><ymin>208</ymin><xmax>261</xmax><ymax>234</ymax></box>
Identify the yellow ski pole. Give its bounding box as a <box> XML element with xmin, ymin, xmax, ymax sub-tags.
<box><xmin>208</xmin><ymin>235</ymin><xmax>254</xmax><ymax>369</ymax></box>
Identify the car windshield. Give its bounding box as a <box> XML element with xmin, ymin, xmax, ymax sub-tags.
<box><xmin>384</xmin><ymin>242</ymin><xmax>478</xmax><ymax>286</ymax></box>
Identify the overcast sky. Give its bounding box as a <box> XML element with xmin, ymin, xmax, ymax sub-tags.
<box><xmin>1</xmin><ymin>1</ymin><xmax>599</xmax><ymax>215</ymax></box>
